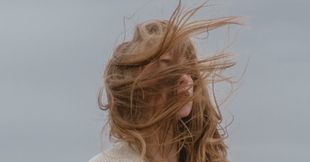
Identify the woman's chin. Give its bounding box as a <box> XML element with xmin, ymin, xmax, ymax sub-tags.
<box><xmin>177</xmin><ymin>101</ymin><xmax>193</xmax><ymax>118</ymax></box>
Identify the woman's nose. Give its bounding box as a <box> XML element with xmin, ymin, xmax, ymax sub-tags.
<box><xmin>177</xmin><ymin>74</ymin><xmax>193</xmax><ymax>96</ymax></box>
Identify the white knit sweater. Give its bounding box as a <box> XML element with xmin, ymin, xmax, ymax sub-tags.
<box><xmin>88</xmin><ymin>141</ymin><xmax>147</xmax><ymax>162</ymax></box>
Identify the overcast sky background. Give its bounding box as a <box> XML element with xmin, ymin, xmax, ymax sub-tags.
<box><xmin>1</xmin><ymin>0</ymin><xmax>309</xmax><ymax>162</ymax></box>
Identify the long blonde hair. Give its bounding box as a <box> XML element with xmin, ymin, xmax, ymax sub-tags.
<box><xmin>98</xmin><ymin>1</ymin><xmax>243</xmax><ymax>162</ymax></box>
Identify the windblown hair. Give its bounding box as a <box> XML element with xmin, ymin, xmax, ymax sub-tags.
<box><xmin>98</xmin><ymin>1</ymin><xmax>243</xmax><ymax>162</ymax></box>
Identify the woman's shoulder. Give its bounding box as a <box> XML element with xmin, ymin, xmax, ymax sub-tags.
<box><xmin>88</xmin><ymin>141</ymin><xmax>146</xmax><ymax>162</ymax></box>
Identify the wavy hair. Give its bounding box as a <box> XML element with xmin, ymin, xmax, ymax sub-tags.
<box><xmin>98</xmin><ymin>1</ymin><xmax>243</xmax><ymax>162</ymax></box>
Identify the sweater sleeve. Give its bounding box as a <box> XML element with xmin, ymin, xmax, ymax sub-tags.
<box><xmin>88</xmin><ymin>152</ymin><xmax>139</xmax><ymax>162</ymax></box>
<box><xmin>88</xmin><ymin>141</ymin><xmax>145</xmax><ymax>162</ymax></box>
<box><xmin>88</xmin><ymin>152</ymin><xmax>120</xmax><ymax>162</ymax></box>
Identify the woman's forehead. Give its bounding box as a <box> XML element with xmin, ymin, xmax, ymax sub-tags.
<box><xmin>159</xmin><ymin>52</ymin><xmax>185</xmax><ymax>62</ymax></box>
<box><xmin>159</xmin><ymin>52</ymin><xmax>173</xmax><ymax>60</ymax></box>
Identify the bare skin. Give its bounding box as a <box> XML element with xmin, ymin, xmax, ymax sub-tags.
<box><xmin>144</xmin><ymin>52</ymin><xmax>194</xmax><ymax>118</ymax></box>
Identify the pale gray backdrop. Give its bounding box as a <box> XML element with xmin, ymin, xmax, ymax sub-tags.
<box><xmin>1</xmin><ymin>0</ymin><xmax>309</xmax><ymax>162</ymax></box>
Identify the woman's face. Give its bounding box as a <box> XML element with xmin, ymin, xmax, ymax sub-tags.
<box><xmin>143</xmin><ymin>52</ymin><xmax>194</xmax><ymax>118</ymax></box>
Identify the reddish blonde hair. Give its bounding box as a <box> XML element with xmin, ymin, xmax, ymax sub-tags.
<box><xmin>98</xmin><ymin>1</ymin><xmax>243</xmax><ymax>162</ymax></box>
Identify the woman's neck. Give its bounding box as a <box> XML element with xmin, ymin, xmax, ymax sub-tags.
<box><xmin>146</xmin><ymin>129</ymin><xmax>179</xmax><ymax>162</ymax></box>
<box><xmin>148</xmin><ymin>144</ymin><xmax>178</xmax><ymax>162</ymax></box>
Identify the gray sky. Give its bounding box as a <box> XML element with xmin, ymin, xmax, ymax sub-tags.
<box><xmin>1</xmin><ymin>0</ymin><xmax>309</xmax><ymax>161</ymax></box>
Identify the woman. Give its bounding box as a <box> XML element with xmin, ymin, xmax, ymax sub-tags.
<box><xmin>90</xmin><ymin>1</ymin><xmax>243</xmax><ymax>162</ymax></box>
